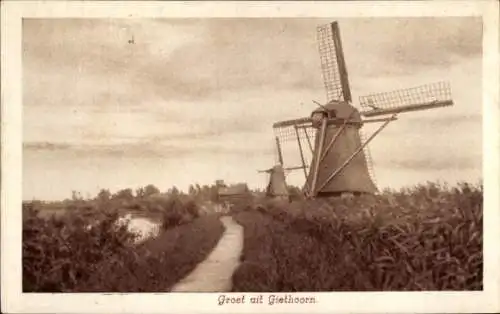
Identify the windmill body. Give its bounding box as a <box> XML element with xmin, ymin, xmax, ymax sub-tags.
<box><xmin>304</xmin><ymin>101</ymin><xmax>377</xmax><ymax>196</ymax></box>
<box><xmin>268</xmin><ymin>21</ymin><xmax>454</xmax><ymax>199</ymax></box>
<box><xmin>264</xmin><ymin>165</ymin><xmax>290</xmax><ymax>200</ymax></box>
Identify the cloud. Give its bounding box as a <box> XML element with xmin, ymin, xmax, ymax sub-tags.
<box><xmin>23</xmin><ymin>18</ymin><xmax>211</xmax><ymax>109</ymax></box>
<box><xmin>403</xmin><ymin>113</ymin><xmax>482</xmax><ymax>131</ymax></box>
<box><xmin>23</xmin><ymin>142</ymin><xmax>72</xmax><ymax>151</ymax></box>
<box><xmin>23</xmin><ymin>139</ymin><xmax>274</xmax><ymax>160</ymax></box>
<box><xmin>23</xmin><ymin>17</ymin><xmax>482</xmax><ymax>111</ymax></box>
<box><xmin>388</xmin><ymin>155</ymin><xmax>480</xmax><ymax>171</ymax></box>
<box><xmin>339</xmin><ymin>17</ymin><xmax>482</xmax><ymax>77</ymax></box>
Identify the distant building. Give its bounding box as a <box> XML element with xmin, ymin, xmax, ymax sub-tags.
<box><xmin>216</xmin><ymin>181</ymin><xmax>251</xmax><ymax>205</ymax></box>
<box><xmin>215</xmin><ymin>180</ymin><xmax>226</xmax><ymax>188</ymax></box>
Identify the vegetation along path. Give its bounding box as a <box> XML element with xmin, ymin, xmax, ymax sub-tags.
<box><xmin>170</xmin><ymin>215</ymin><xmax>244</xmax><ymax>292</ymax></box>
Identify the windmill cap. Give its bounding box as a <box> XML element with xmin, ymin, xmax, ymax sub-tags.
<box><xmin>272</xmin><ymin>164</ymin><xmax>285</xmax><ymax>173</ymax></box>
<box><xmin>311</xmin><ymin>100</ymin><xmax>362</xmax><ymax>123</ymax></box>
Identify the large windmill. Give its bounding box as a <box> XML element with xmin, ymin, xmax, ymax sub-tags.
<box><xmin>271</xmin><ymin>21</ymin><xmax>454</xmax><ymax>199</ymax></box>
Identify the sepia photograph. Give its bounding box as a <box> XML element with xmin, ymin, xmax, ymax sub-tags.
<box><xmin>2</xmin><ymin>1</ymin><xmax>499</xmax><ymax>313</ymax></box>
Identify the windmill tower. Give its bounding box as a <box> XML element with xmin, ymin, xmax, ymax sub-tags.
<box><xmin>271</xmin><ymin>21</ymin><xmax>454</xmax><ymax>199</ymax></box>
<box><xmin>258</xmin><ymin>137</ymin><xmax>304</xmax><ymax>201</ymax></box>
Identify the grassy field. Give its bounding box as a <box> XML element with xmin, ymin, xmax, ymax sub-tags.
<box><xmin>23</xmin><ymin>181</ymin><xmax>482</xmax><ymax>292</ymax></box>
<box><xmin>232</xmin><ymin>182</ymin><xmax>483</xmax><ymax>291</ymax></box>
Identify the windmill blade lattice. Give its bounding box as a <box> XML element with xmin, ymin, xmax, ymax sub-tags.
<box><xmin>273</xmin><ymin>124</ymin><xmax>315</xmax><ymax>143</ymax></box>
<box><xmin>273</xmin><ymin>125</ymin><xmax>316</xmax><ymax>172</ymax></box>
<box><xmin>359</xmin><ymin>129</ymin><xmax>377</xmax><ymax>186</ymax></box>
<box><xmin>359</xmin><ymin>81</ymin><xmax>453</xmax><ymax>116</ymax></box>
<box><xmin>317</xmin><ymin>22</ymin><xmax>352</xmax><ymax>103</ymax></box>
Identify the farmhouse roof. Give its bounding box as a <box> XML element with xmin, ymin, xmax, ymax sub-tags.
<box><xmin>218</xmin><ymin>183</ymin><xmax>249</xmax><ymax>196</ymax></box>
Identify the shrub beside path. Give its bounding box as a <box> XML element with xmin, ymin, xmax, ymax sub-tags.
<box><xmin>170</xmin><ymin>216</ymin><xmax>244</xmax><ymax>292</ymax></box>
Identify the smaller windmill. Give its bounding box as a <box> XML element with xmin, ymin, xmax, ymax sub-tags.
<box><xmin>258</xmin><ymin>137</ymin><xmax>305</xmax><ymax>200</ymax></box>
<box><xmin>271</xmin><ymin>21</ymin><xmax>454</xmax><ymax>199</ymax></box>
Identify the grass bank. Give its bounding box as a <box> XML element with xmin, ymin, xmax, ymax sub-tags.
<box><xmin>231</xmin><ymin>183</ymin><xmax>482</xmax><ymax>291</ymax></box>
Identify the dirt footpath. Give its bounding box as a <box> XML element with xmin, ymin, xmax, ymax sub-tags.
<box><xmin>170</xmin><ymin>216</ymin><xmax>244</xmax><ymax>292</ymax></box>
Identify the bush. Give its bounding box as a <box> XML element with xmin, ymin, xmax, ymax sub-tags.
<box><xmin>161</xmin><ymin>196</ymin><xmax>200</xmax><ymax>230</ymax></box>
<box><xmin>22</xmin><ymin>203</ymin><xmax>137</xmax><ymax>292</ymax></box>
<box><xmin>22</xmin><ymin>185</ymin><xmax>220</xmax><ymax>292</ymax></box>
<box><xmin>22</xmin><ymin>194</ymin><xmax>221</xmax><ymax>292</ymax></box>
<box><xmin>75</xmin><ymin>215</ymin><xmax>225</xmax><ymax>292</ymax></box>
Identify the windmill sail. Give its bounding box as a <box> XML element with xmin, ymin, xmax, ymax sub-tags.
<box><xmin>359</xmin><ymin>82</ymin><xmax>453</xmax><ymax>117</ymax></box>
<box><xmin>273</xmin><ymin>124</ymin><xmax>316</xmax><ymax>174</ymax></box>
<box><xmin>317</xmin><ymin>22</ymin><xmax>352</xmax><ymax>103</ymax></box>
<box><xmin>359</xmin><ymin>129</ymin><xmax>377</xmax><ymax>186</ymax></box>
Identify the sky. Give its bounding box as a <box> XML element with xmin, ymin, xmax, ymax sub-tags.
<box><xmin>22</xmin><ymin>17</ymin><xmax>483</xmax><ymax>201</ymax></box>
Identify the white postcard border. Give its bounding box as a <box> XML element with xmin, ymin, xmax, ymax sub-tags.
<box><xmin>1</xmin><ymin>1</ymin><xmax>499</xmax><ymax>313</ymax></box>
